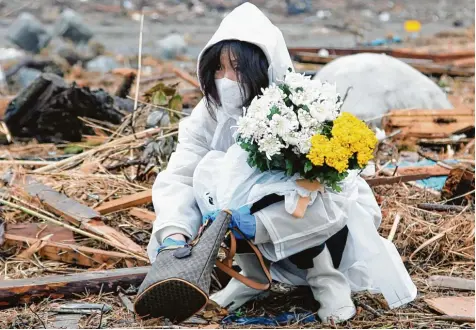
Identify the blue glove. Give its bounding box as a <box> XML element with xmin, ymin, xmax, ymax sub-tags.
<box><xmin>202</xmin><ymin>206</ymin><xmax>256</xmax><ymax>240</ymax></box>
<box><xmin>157</xmin><ymin>237</ymin><xmax>187</xmax><ymax>254</ymax></box>
<box><xmin>230</xmin><ymin>205</ymin><xmax>256</xmax><ymax>239</ymax></box>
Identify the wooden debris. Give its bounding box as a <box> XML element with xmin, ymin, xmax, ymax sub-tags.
<box><xmin>6</xmin><ymin>175</ymin><xmax>145</xmax><ymax>255</ymax></box>
<box><xmin>417</xmin><ymin>203</ymin><xmax>468</xmax><ymax>212</ymax></box>
<box><xmin>33</xmin><ymin>127</ymin><xmax>161</xmax><ymax>173</ymax></box>
<box><xmin>51</xmin><ymin>303</ymin><xmax>112</xmax><ymax>314</ymax></box>
<box><xmin>0</xmin><ymin>266</ymin><xmax>150</xmax><ymax>309</ymax></box>
<box><xmin>129</xmin><ymin>207</ymin><xmax>156</xmax><ymax>223</ymax></box>
<box><xmin>4</xmin><ymin>233</ymin><xmax>146</xmax><ymax>268</ymax></box>
<box><xmin>365</xmin><ymin>173</ymin><xmax>437</xmax><ymax>186</ymax></box>
<box><xmin>442</xmin><ymin>167</ymin><xmax>475</xmax><ymax>204</ymax></box>
<box><xmin>173</xmin><ymin>67</ymin><xmax>200</xmax><ymax>89</ymax></box>
<box><xmin>293</xmin><ymin>53</ymin><xmax>475</xmax><ymax>77</ymax></box>
<box><xmin>387</xmin><ymin>213</ymin><xmax>401</xmax><ymax>242</ymax></box>
<box><xmin>395</xmin><ymin>165</ymin><xmax>450</xmax><ymax>177</ymax></box>
<box><xmin>382</xmin><ymin>108</ymin><xmax>475</xmax><ymax>139</ymax></box>
<box><xmin>425</xmin><ymin>296</ymin><xmax>475</xmax><ymax>321</ymax></box>
<box><xmin>48</xmin><ymin>313</ymin><xmax>82</xmax><ymax>329</ymax></box>
<box><xmin>288</xmin><ymin>47</ymin><xmax>475</xmax><ymax>62</ymax></box>
<box><xmin>118</xmin><ymin>293</ymin><xmax>135</xmax><ymax>313</ymax></box>
<box><xmin>95</xmin><ymin>189</ymin><xmax>152</xmax><ymax>215</ymax></box>
<box><xmin>6</xmin><ymin>223</ymin><xmax>75</xmax><ymax>243</ymax></box>
<box><xmin>428</xmin><ymin>276</ymin><xmax>475</xmax><ymax>291</ymax></box>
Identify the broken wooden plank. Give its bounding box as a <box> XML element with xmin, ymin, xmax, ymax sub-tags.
<box><xmin>365</xmin><ymin>173</ymin><xmax>437</xmax><ymax>186</ymax></box>
<box><xmin>129</xmin><ymin>207</ymin><xmax>155</xmax><ymax>223</ymax></box>
<box><xmin>0</xmin><ymin>266</ymin><xmax>150</xmax><ymax>309</ymax></box>
<box><xmin>4</xmin><ymin>233</ymin><xmax>146</xmax><ymax>268</ymax></box>
<box><xmin>425</xmin><ymin>296</ymin><xmax>475</xmax><ymax>321</ymax></box>
<box><xmin>4</xmin><ymin>173</ymin><xmax>145</xmax><ymax>255</ymax></box>
<box><xmin>95</xmin><ymin>190</ymin><xmax>152</xmax><ymax>215</ymax></box>
<box><xmin>428</xmin><ymin>276</ymin><xmax>475</xmax><ymax>291</ymax></box>
<box><xmin>6</xmin><ymin>223</ymin><xmax>75</xmax><ymax>243</ymax></box>
<box><xmin>395</xmin><ymin>165</ymin><xmax>450</xmax><ymax>177</ymax></box>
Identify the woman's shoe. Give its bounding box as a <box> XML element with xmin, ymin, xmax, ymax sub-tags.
<box><xmin>306</xmin><ymin>246</ymin><xmax>356</xmax><ymax>323</ymax></box>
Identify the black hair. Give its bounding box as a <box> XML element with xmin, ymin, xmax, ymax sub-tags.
<box><xmin>198</xmin><ymin>40</ymin><xmax>269</xmax><ymax>116</ymax></box>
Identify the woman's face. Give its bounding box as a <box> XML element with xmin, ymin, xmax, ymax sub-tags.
<box><xmin>214</xmin><ymin>50</ymin><xmax>238</xmax><ymax>81</ymax></box>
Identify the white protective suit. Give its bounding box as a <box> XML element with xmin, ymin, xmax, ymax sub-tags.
<box><xmin>149</xmin><ymin>2</ymin><xmax>417</xmax><ymax>310</ymax></box>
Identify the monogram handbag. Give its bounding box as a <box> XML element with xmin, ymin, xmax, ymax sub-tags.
<box><xmin>134</xmin><ymin>210</ymin><xmax>272</xmax><ymax>323</ymax></box>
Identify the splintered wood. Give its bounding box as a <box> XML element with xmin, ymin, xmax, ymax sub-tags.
<box><xmin>382</xmin><ymin>108</ymin><xmax>475</xmax><ymax>139</ymax></box>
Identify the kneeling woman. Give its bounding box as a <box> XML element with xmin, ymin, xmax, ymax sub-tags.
<box><xmin>148</xmin><ymin>2</ymin><xmax>416</xmax><ymax>323</ymax></box>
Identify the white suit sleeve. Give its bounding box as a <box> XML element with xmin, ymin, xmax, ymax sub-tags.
<box><xmin>147</xmin><ymin>100</ymin><xmax>215</xmax><ymax>262</ymax></box>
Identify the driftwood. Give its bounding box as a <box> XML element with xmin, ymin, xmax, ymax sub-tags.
<box><xmin>0</xmin><ymin>266</ymin><xmax>150</xmax><ymax>309</ymax></box>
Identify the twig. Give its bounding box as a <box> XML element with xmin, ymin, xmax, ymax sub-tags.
<box><xmin>126</xmin><ymin>96</ymin><xmax>190</xmax><ymax>117</ymax></box>
<box><xmin>434</xmin><ymin>315</ymin><xmax>475</xmax><ymax>323</ymax></box>
<box><xmin>131</xmin><ymin>11</ymin><xmax>145</xmax><ymax>135</ymax></box>
<box><xmin>92</xmin><ymin>187</ymin><xmax>121</xmax><ymax>208</ymax></box>
<box><xmin>98</xmin><ymin>304</ymin><xmax>105</xmax><ymax>329</ymax></box>
<box><xmin>29</xmin><ymin>305</ymin><xmax>46</xmax><ymax>329</ymax></box>
<box><xmin>387</xmin><ymin>213</ymin><xmax>401</xmax><ymax>242</ymax></box>
<box><xmin>0</xmin><ymin>198</ymin><xmax>148</xmax><ymax>262</ymax></box>
<box><xmin>355</xmin><ymin>300</ymin><xmax>382</xmax><ymax>317</ymax></box>
<box><xmin>409</xmin><ymin>224</ymin><xmax>460</xmax><ymax>261</ymax></box>
<box><xmin>439</xmin><ymin>189</ymin><xmax>475</xmax><ymax>204</ymax></box>
<box><xmin>0</xmin><ymin>160</ymin><xmax>55</xmax><ymax>167</ymax></box>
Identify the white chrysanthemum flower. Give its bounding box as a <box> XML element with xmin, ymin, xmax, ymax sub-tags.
<box><xmin>236</xmin><ymin>116</ymin><xmax>258</xmax><ymax>140</ymax></box>
<box><xmin>269</xmin><ymin>114</ymin><xmax>294</xmax><ymax>138</ymax></box>
<box><xmin>258</xmin><ymin>134</ymin><xmax>284</xmax><ymax>160</ymax></box>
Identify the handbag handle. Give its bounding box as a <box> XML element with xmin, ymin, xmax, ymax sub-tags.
<box><xmin>215</xmin><ymin>225</ymin><xmax>272</xmax><ymax>291</ymax></box>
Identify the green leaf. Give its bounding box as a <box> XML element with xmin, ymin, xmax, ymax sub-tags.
<box><xmin>304</xmin><ymin>160</ymin><xmax>313</xmax><ymax>173</ymax></box>
<box><xmin>168</xmin><ymin>94</ymin><xmax>183</xmax><ymax>111</ymax></box>
<box><xmin>152</xmin><ymin>90</ymin><xmax>168</xmax><ymax>106</ymax></box>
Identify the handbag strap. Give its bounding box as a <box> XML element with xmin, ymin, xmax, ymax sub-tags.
<box><xmin>213</xmin><ymin>196</ymin><xmax>286</xmax><ymax>291</ymax></box>
<box><xmin>215</xmin><ymin>229</ymin><xmax>272</xmax><ymax>291</ymax></box>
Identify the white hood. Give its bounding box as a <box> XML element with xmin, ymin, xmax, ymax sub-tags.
<box><xmin>197</xmin><ymin>2</ymin><xmax>294</xmax><ymax>87</ymax></box>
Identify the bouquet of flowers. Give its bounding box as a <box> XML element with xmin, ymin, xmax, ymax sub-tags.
<box><xmin>236</xmin><ymin>71</ymin><xmax>378</xmax><ymax>192</ymax></box>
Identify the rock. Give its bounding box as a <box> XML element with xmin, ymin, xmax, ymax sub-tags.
<box><xmin>146</xmin><ymin>110</ymin><xmax>170</xmax><ymax>128</ymax></box>
<box><xmin>86</xmin><ymin>56</ymin><xmax>120</xmax><ymax>73</ymax></box>
<box><xmin>314</xmin><ymin>53</ymin><xmax>453</xmax><ymax>127</ymax></box>
<box><xmin>156</xmin><ymin>33</ymin><xmax>188</xmax><ymax>60</ymax></box>
<box><xmin>7</xmin><ymin>13</ymin><xmax>51</xmax><ymax>53</ymax></box>
<box><xmin>53</xmin><ymin>9</ymin><xmax>94</xmax><ymax>45</ymax></box>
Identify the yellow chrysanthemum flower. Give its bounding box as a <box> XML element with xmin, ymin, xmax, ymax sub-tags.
<box><xmin>307</xmin><ymin>134</ymin><xmax>328</xmax><ymax>166</ymax></box>
<box><xmin>306</xmin><ymin>112</ymin><xmax>377</xmax><ymax>174</ymax></box>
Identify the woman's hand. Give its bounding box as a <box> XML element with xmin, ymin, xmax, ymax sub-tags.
<box><xmin>202</xmin><ymin>207</ymin><xmax>256</xmax><ymax>239</ymax></box>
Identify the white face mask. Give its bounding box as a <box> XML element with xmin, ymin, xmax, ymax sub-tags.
<box><xmin>215</xmin><ymin>78</ymin><xmax>245</xmax><ymax>113</ymax></box>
